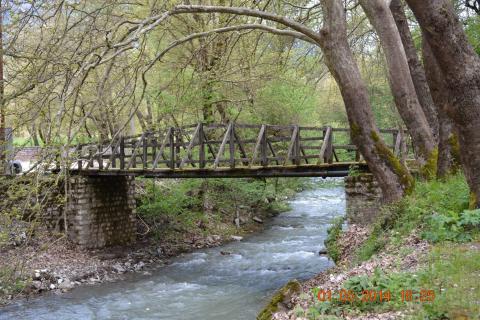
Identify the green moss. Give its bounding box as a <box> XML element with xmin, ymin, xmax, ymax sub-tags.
<box><xmin>419</xmin><ymin>147</ymin><xmax>438</xmax><ymax>180</ymax></box>
<box><xmin>448</xmin><ymin>133</ymin><xmax>461</xmax><ymax>172</ymax></box>
<box><xmin>257</xmin><ymin>280</ymin><xmax>302</xmax><ymax>320</ymax></box>
<box><xmin>325</xmin><ymin>217</ymin><xmax>344</xmax><ymax>263</ymax></box>
<box><xmin>469</xmin><ymin>191</ymin><xmax>477</xmax><ymax>210</ymax></box>
<box><xmin>350</xmin><ymin>122</ymin><xmax>361</xmax><ymax>140</ymax></box>
<box><xmin>370</xmin><ymin>131</ymin><xmax>415</xmax><ymax>195</ymax></box>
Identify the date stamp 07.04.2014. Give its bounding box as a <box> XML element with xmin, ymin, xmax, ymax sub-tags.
<box><xmin>314</xmin><ymin>289</ymin><xmax>436</xmax><ymax>303</ymax></box>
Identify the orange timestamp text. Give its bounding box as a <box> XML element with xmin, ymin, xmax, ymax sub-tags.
<box><xmin>315</xmin><ymin>289</ymin><xmax>435</xmax><ymax>303</ymax></box>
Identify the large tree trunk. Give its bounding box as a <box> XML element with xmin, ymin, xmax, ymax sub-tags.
<box><xmin>406</xmin><ymin>0</ymin><xmax>480</xmax><ymax>207</ymax></box>
<box><xmin>422</xmin><ymin>37</ymin><xmax>457</xmax><ymax>178</ymax></box>
<box><xmin>320</xmin><ymin>0</ymin><xmax>414</xmax><ymax>203</ymax></box>
<box><xmin>390</xmin><ymin>0</ymin><xmax>439</xmax><ymax>139</ymax></box>
<box><xmin>359</xmin><ymin>0</ymin><xmax>436</xmax><ymax>167</ymax></box>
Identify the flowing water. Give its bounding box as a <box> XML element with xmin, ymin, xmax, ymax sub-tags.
<box><xmin>0</xmin><ymin>179</ymin><xmax>345</xmax><ymax>320</ymax></box>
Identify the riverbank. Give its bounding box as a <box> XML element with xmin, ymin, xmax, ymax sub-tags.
<box><xmin>261</xmin><ymin>174</ymin><xmax>480</xmax><ymax>320</ymax></box>
<box><xmin>0</xmin><ymin>178</ymin><xmax>345</xmax><ymax>319</ymax></box>
<box><xmin>0</xmin><ymin>177</ymin><xmax>310</xmax><ymax>307</ymax></box>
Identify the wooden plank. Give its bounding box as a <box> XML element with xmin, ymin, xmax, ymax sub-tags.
<box><xmin>214</xmin><ymin>122</ymin><xmax>232</xmax><ymax>169</ymax></box>
<box><xmin>88</xmin><ymin>147</ymin><xmax>94</xmax><ymax>168</ymax></box>
<box><xmin>179</xmin><ymin>123</ymin><xmax>201</xmax><ymax>169</ymax></box>
<box><xmin>284</xmin><ymin>126</ymin><xmax>299</xmax><ymax>165</ymax></box>
<box><xmin>203</xmin><ymin>131</ymin><xmax>217</xmax><ymax>161</ymax></box>
<box><xmin>77</xmin><ymin>145</ymin><xmax>83</xmax><ymax>171</ymax></box>
<box><xmin>199</xmin><ymin>123</ymin><xmax>205</xmax><ymax>168</ymax></box>
<box><xmin>326</xmin><ymin>127</ymin><xmax>334</xmax><ymax>164</ymax></box>
<box><xmin>298</xmin><ymin>136</ymin><xmax>324</xmax><ymax>141</ymax></box>
<box><xmin>143</xmin><ymin>134</ymin><xmax>148</xmax><ymax>169</ymax></box>
<box><xmin>267</xmin><ymin>141</ymin><xmax>280</xmax><ymax>165</ymax></box>
<box><xmin>98</xmin><ymin>144</ymin><xmax>103</xmax><ymax>170</ymax></box>
<box><xmin>250</xmin><ymin>124</ymin><xmax>266</xmax><ymax>167</ymax></box>
<box><xmin>317</xmin><ymin>126</ymin><xmax>332</xmax><ymax>165</ymax></box>
<box><xmin>169</xmin><ymin>128</ymin><xmax>175</xmax><ymax>169</ymax></box>
<box><xmin>229</xmin><ymin>123</ymin><xmax>235</xmax><ymax>168</ymax></box>
<box><xmin>126</xmin><ymin>133</ymin><xmax>145</xmax><ymax>169</ymax></box>
<box><xmin>175</xmin><ymin>129</ymin><xmax>181</xmax><ymax>167</ymax></box>
<box><xmin>233</xmin><ymin>130</ymin><xmax>249</xmax><ymax>166</ymax></box>
<box><xmin>107</xmin><ymin>137</ymin><xmax>122</xmax><ymax>169</ymax></box>
<box><xmin>153</xmin><ymin>128</ymin><xmax>172</xmax><ymax>169</ymax></box>
<box><xmin>120</xmin><ymin>136</ymin><xmax>125</xmax><ymax>170</ymax></box>
<box><xmin>295</xmin><ymin>126</ymin><xmax>301</xmax><ymax>165</ymax></box>
<box><xmin>261</xmin><ymin>126</ymin><xmax>268</xmax><ymax>166</ymax></box>
<box><xmin>300</xmin><ymin>146</ymin><xmax>309</xmax><ymax>164</ymax></box>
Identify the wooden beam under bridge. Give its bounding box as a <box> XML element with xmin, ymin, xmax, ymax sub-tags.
<box><xmin>69</xmin><ymin>162</ymin><xmax>369</xmax><ymax>179</ymax></box>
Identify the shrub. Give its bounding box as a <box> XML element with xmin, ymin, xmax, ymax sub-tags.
<box><xmin>324</xmin><ymin>217</ymin><xmax>344</xmax><ymax>263</ymax></box>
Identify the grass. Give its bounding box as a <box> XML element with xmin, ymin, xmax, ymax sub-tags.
<box><xmin>413</xmin><ymin>242</ymin><xmax>480</xmax><ymax>320</ymax></box>
<box><xmin>355</xmin><ymin>174</ymin><xmax>472</xmax><ymax>263</ymax></box>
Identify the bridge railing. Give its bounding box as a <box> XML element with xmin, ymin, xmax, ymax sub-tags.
<box><xmin>70</xmin><ymin>123</ymin><xmax>411</xmax><ymax>172</ymax></box>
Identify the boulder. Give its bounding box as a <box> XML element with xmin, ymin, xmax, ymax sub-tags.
<box><xmin>58</xmin><ymin>279</ymin><xmax>75</xmax><ymax>290</ymax></box>
<box><xmin>112</xmin><ymin>263</ymin><xmax>126</xmax><ymax>274</ymax></box>
<box><xmin>231</xmin><ymin>235</ymin><xmax>243</xmax><ymax>241</ymax></box>
<box><xmin>253</xmin><ymin>216</ymin><xmax>263</xmax><ymax>223</ymax></box>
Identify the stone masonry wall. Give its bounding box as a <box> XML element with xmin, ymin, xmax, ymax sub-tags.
<box><xmin>344</xmin><ymin>174</ymin><xmax>383</xmax><ymax>225</ymax></box>
<box><xmin>67</xmin><ymin>176</ymin><xmax>136</xmax><ymax>249</ymax></box>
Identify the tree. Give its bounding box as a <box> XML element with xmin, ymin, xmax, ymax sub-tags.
<box><xmin>359</xmin><ymin>0</ymin><xmax>436</xmax><ymax>169</ymax></box>
<box><xmin>389</xmin><ymin>0</ymin><xmax>439</xmax><ymax>139</ymax></box>
<box><xmin>422</xmin><ymin>38</ymin><xmax>458</xmax><ymax>178</ymax></box>
<box><xmin>405</xmin><ymin>0</ymin><xmax>480</xmax><ymax>207</ymax></box>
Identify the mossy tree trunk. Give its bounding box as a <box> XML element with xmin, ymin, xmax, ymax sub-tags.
<box><xmin>390</xmin><ymin>0</ymin><xmax>439</xmax><ymax>140</ymax></box>
<box><xmin>359</xmin><ymin>0</ymin><xmax>436</xmax><ymax>166</ymax></box>
<box><xmin>406</xmin><ymin>0</ymin><xmax>480</xmax><ymax>207</ymax></box>
<box><xmin>422</xmin><ymin>37</ymin><xmax>458</xmax><ymax>178</ymax></box>
<box><xmin>320</xmin><ymin>0</ymin><xmax>414</xmax><ymax>203</ymax></box>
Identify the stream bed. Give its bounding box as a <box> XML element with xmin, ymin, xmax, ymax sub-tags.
<box><xmin>1</xmin><ymin>178</ymin><xmax>345</xmax><ymax>320</ymax></box>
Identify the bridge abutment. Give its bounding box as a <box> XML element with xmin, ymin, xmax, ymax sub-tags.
<box><xmin>67</xmin><ymin>175</ymin><xmax>136</xmax><ymax>249</ymax></box>
<box><xmin>344</xmin><ymin>174</ymin><xmax>383</xmax><ymax>225</ymax></box>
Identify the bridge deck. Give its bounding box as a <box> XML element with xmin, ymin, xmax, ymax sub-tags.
<box><xmin>64</xmin><ymin>123</ymin><xmax>410</xmax><ymax>178</ymax></box>
<box><xmin>72</xmin><ymin>162</ymin><xmax>367</xmax><ymax>178</ymax></box>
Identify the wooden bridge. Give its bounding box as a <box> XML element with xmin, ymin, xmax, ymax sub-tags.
<box><xmin>71</xmin><ymin>123</ymin><xmax>409</xmax><ymax>178</ymax></box>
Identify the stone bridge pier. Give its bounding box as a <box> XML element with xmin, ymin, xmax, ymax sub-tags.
<box><xmin>344</xmin><ymin>174</ymin><xmax>383</xmax><ymax>225</ymax></box>
<box><xmin>66</xmin><ymin>175</ymin><xmax>136</xmax><ymax>249</ymax></box>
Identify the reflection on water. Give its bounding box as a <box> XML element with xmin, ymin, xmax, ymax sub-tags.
<box><xmin>0</xmin><ymin>178</ymin><xmax>345</xmax><ymax>320</ymax></box>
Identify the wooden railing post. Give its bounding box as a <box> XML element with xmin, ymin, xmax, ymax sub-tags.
<box><xmin>261</xmin><ymin>125</ymin><xmax>267</xmax><ymax>167</ymax></box>
<box><xmin>169</xmin><ymin>128</ymin><xmax>175</xmax><ymax>170</ymax></box>
<box><xmin>199</xmin><ymin>123</ymin><xmax>205</xmax><ymax>168</ymax></box>
<box><xmin>294</xmin><ymin>125</ymin><xmax>300</xmax><ymax>165</ymax></box>
<box><xmin>98</xmin><ymin>144</ymin><xmax>103</xmax><ymax>170</ymax></box>
<box><xmin>143</xmin><ymin>133</ymin><xmax>148</xmax><ymax>169</ymax></box>
<box><xmin>318</xmin><ymin>126</ymin><xmax>333</xmax><ymax>165</ymax></box>
<box><xmin>229</xmin><ymin>123</ymin><xmax>235</xmax><ymax>168</ymax></box>
<box><xmin>119</xmin><ymin>135</ymin><xmax>125</xmax><ymax>170</ymax></box>
<box><xmin>77</xmin><ymin>146</ymin><xmax>83</xmax><ymax>171</ymax></box>
<box><xmin>175</xmin><ymin>129</ymin><xmax>181</xmax><ymax>168</ymax></box>
<box><xmin>151</xmin><ymin>133</ymin><xmax>157</xmax><ymax>167</ymax></box>
<box><xmin>326</xmin><ymin>128</ymin><xmax>333</xmax><ymax>164</ymax></box>
<box><xmin>111</xmin><ymin>140</ymin><xmax>117</xmax><ymax>169</ymax></box>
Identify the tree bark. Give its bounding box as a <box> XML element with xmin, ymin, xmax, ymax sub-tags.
<box><xmin>422</xmin><ymin>35</ymin><xmax>457</xmax><ymax>178</ymax></box>
<box><xmin>390</xmin><ymin>0</ymin><xmax>439</xmax><ymax>139</ymax></box>
<box><xmin>320</xmin><ymin>0</ymin><xmax>414</xmax><ymax>202</ymax></box>
<box><xmin>359</xmin><ymin>0</ymin><xmax>436</xmax><ymax>166</ymax></box>
<box><xmin>406</xmin><ymin>0</ymin><xmax>480</xmax><ymax>207</ymax></box>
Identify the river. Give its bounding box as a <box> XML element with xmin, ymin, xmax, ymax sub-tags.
<box><xmin>0</xmin><ymin>178</ymin><xmax>345</xmax><ymax>320</ymax></box>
